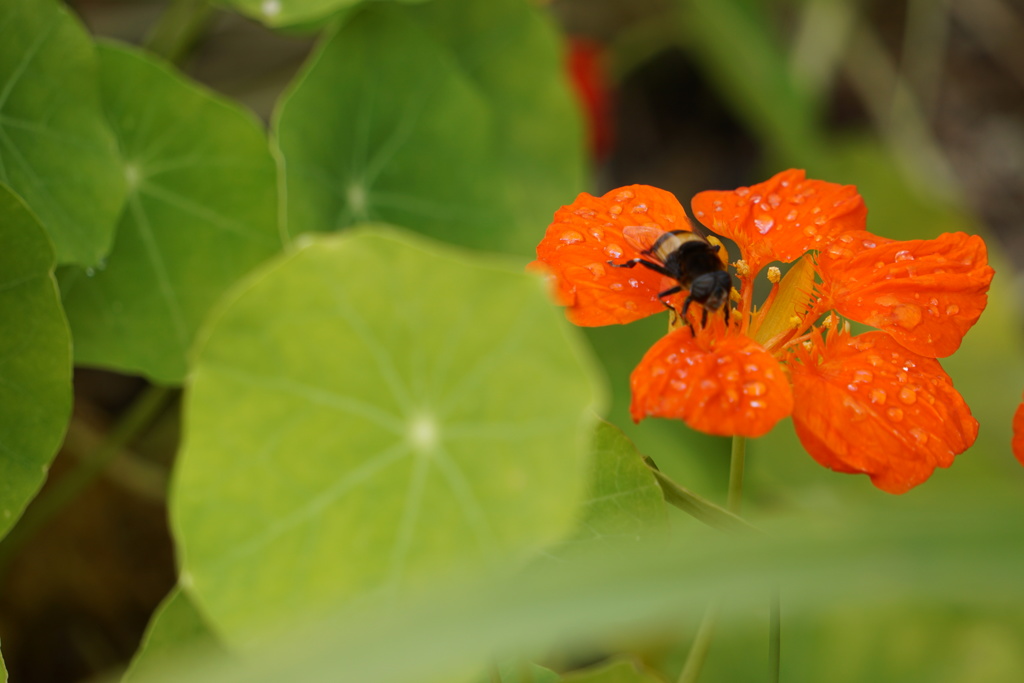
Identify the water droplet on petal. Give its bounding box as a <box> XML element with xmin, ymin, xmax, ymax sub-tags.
<box><xmin>754</xmin><ymin>214</ymin><xmax>774</xmax><ymax>234</ymax></box>
<box><xmin>946</xmin><ymin>304</ymin><xmax>960</xmax><ymax>315</ymax></box>
<box><xmin>559</xmin><ymin>230</ymin><xmax>584</xmax><ymax>244</ymax></box>
<box><xmin>631</xmin><ymin>203</ymin><xmax>649</xmax><ymax>214</ymax></box>
<box><xmin>866</xmin><ymin>355</ymin><xmax>884</xmax><ymax>367</ymax></box>
<box><xmin>898</xmin><ymin>387</ymin><xmax>917</xmax><ymax>404</ymax></box>
<box><xmin>586</xmin><ymin>263</ymin><xmax>606</xmax><ymax>278</ymax></box>
<box><xmin>870</xmin><ymin>388</ymin><xmax>887</xmax><ymax>404</ymax></box>
<box><xmin>615</xmin><ymin>189</ymin><xmax>635</xmax><ymax>201</ymax></box>
<box><xmin>628</xmin><ymin>278</ymin><xmax>640</xmax><ymax>288</ymax></box>
<box><xmin>700</xmin><ymin>379</ymin><xmax>719</xmax><ymax>392</ymax></box>
<box><xmin>590</xmin><ymin>227</ymin><xmax>605</xmax><ymax>240</ymax></box>
<box><xmin>624</xmin><ymin>301</ymin><xmax>638</xmax><ymax>311</ymax></box>
<box><xmin>609</xmin><ymin>205</ymin><xmax>623</xmax><ymax>216</ymax></box>
<box><xmin>574</xmin><ymin>208</ymin><xmax>597</xmax><ymax>218</ymax></box>
<box><xmin>610</xmin><ymin>282</ymin><xmax>624</xmax><ymax>291</ymax></box>
<box><xmin>861</xmin><ymin>239</ymin><xmax>876</xmax><ymax>248</ymax></box>
<box><xmin>767</xmin><ymin>192</ymin><xmax>782</xmax><ymax>208</ymax></box>
<box><xmin>909</xmin><ymin>428</ymin><xmax>929</xmax><ymax>445</ymax></box>
<box><xmin>887</xmin><ymin>407</ymin><xmax>904</xmax><ymax>422</ymax></box>
<box><xmin>895</xmin><ymin>250</ymin><xmax>914</xmax><ymax>262</ymax></box>
<box><xmin>736</xmin><ymin>187</ymin><xmax>750</xmax><ymax>197</ymax></box>
<box><xmin>670</xmin><ymin>380</ymin><xmax>687</xmax><ymax>392</ymax></box>
<box><xmin>744</xmin><ymin>363</ymin><xmax>760</xmax><ymax>374</ymax></box>
<box><xmin>604</xmin><ymin>243</ymin><xmax>624</xmax><ymax>258</ymax></box>
<box><xmin>891</xmin><ymin>304</ymin><xmax>923</xmax><ymax>330</ymax></box>
<box><xmin>743</xmin><ymin>381</ymin><xmax>766</xmax><ymax>397</ymax></box>
<box><xmin>853</xmin><ymin>370</ymin><xmax>873</xmax><ymax>383</ymax></box>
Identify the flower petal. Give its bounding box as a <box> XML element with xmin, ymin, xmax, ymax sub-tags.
<box><xmin>1013</xmin><ymin>396</ymin><xmax>1024</xmax><ymax>467</ymax></box>
<box><xmin>789</xmin><ymin>330</ymin><xmax>978</xmax><ymax>494</ymax></box>
<box><xmin>531</xmin><ymin>185</ymin><xmax>692</xmax><ymax>326</ymax></box>
<box><xmin>630</xmin><ymin>327</ymin><xmax>793</xmax><ymax>437</ymax></box>
<box><xmin>818</xmin><ymin>231</ymin><xmax>994</xmax><ymax>357</ymax></box>
<box><xmin>691</xmin><ymin>169</ymin><xmax>866</xmax><ymax>276</ymax></box>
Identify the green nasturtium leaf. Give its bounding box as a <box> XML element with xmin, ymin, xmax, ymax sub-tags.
<box><xmin>0</xmin><ymin>184</ymin><xmax>72</xmax><ymax>539</ymax></box>
<box><xmin>561</xmin><ymin>421</ymin><xmax>666</xmax><ymax>549</ymax></box>
<box><xmin>0</xmin><ymin>0</ymin><xmax>126</xmax><ymax>267</ymax></box>
<box><xmin>59</xmin><ymin>43</ymin><xmax>281</xmax><ymax>384</ymax></box>
<box><xmin>171</xmin><ymin>227</ymin><xmax>605</xmax><ymax>643</ymax></box>
<box><xmin>274</xmin><ymin>0</ymin><xmax>584</xmax><ymax>255</ymax></box>
<box><xmin>122</xmin><ymin>587</ymin><xmax>224</xmax><ymax>683</ymax></box>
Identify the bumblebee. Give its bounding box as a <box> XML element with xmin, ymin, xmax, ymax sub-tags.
<box><xmin>609</xmin><ymin>225</ymin><xmax>733</xmax><ymax>326</ymax></box>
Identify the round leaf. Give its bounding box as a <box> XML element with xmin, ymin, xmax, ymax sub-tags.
<box><xmin>59</xmin><ymin>43</ymin><xmax>281</xmax><ymax>384</ymax></box>
<box><xmin>171</xmin><ymin>227</ymin><xmax>605</xmax><ymax>643</ymax></box>
<box><xmin>0</xmin><ymin>0</ymin><xmax>126</xmax><ymax>266</ymax></box>
<box><xmin>274</xmin><ymin>0</ymin><xmax>584</xmax><ymax>255</ymax></box>
<box><xmin>0</xmin><ymin>184</ymin><xmax>72</xmax><ymax>538</ymax></box>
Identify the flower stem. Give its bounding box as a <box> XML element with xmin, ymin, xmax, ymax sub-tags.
<box><xmin>676</xmin><ymin>601</ymin><xmax>719</xmax><ymax>683</ymax></box>
<box><xmin>727</xmin><ymin>435</ymin><xmax>746</xmax><ymax>514</ymax></box>
<box><xmin>677</xmin><ymin>434</ymin><xmax>748</xmax><ymax>682</ymax></box>
<box><xmin>769</xmin><ymin>588</ymin><xmax>781</xmax><ymax>683</ymax></box>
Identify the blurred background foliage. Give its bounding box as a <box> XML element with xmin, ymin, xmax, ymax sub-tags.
<box><xmin>2</xmin><ymin>0</ymin><xmax>1024</xmax><ymax>681</ymax></box>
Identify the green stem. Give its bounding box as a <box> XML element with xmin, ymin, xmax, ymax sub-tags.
<box><xmin>769</xmin><ymin>588</ymin><xmax>781</xmax><ymax>683</ymax></box>
<box><xmin>144</xmin><ymin>0</ymin><xmax>214</xmax><ymax>64</ymax></box>
<box><xmin>0</xmin><ymin>385</ymin><xmax>175</xmax><ymax>576</ymax></box>
<box><xmin>677</xmin><ymin>434</ymin><xmax>748</xmax><ymax>682</ymax></box>
<box><xmin>727</xmin><ymin>435</ymin><xmax>746</xmax><ymax>514</ymax></box>
<box><xmin>645</xmin><ymin>459</ymin><xmax>758</xmax><ymax>535</ymax></box>
<box><xmin>676</xmin><ymin>601</ymin><xmax>720</xmax><ymax>683</ymax></box>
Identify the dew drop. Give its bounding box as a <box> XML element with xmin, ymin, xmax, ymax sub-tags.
<box><xmin>891</xmin><ymin>304</ymin><xmax>922</xmax><ymax>330</ymax></box>
<box><xmin>767</xmin><ymin>192</ymin><xmax>782</xmax><ymax>208</ymax></box>
<box><xmin>615</xmin><ymin>189</ymin><xmax>635</xmax><ymax>201</ymax></box>
<box><xmin>814</xmin><ymin>214</ymin><xmax>828</xmax><ymax>225</ymax></box>
<box><xmin>700</xmin><ymin>379</ymin><xmax>719</xmax><ymax>392</ymax></box>
<box><xmin>870</xmin><ymin>388</ymin><xmax>887</xmax><ymax>404</ymax></box>
<box><xmin>894</xmin><ymin>250</ymin><xmax>915</xmax><ymax>262</ymax></box>
<box><xmin>670</xmin><ymin>380</ymin><xmax>688</xmax><ymax>392</ymax></box>
<box><xmin>628</xmin><ymin>278</ymin><xmax>640</xmax><ymax>288</ymax></box>
<box><xmin>574</xmin><ymin>207</ymin><xmax>597</xmax><ymax>218</ymax></box>
<box><xmin>853</xmin><ymin>370</ymin><xmax>873</xmax><ymax>383</ymax></box>
<box><xmin>631</xmin><ymin>203</ymin><xmax>649</xmax><ymax>214</ymax></box>
<box><xmin>898</xmin><ymin>387</ymin><xmax>917</xmax><ymax>404</ymax></box>
<box><xmin>909</xmin><ymin>427</ymin><xmax>929</xmax><ymax>445</ymax></box>
<box><xmin>751</xmin><ymin>194</ymin><xmax>762</xmax><ymax>204</ymax></box>
<box><xmin>743</xmin><ymin>381</ymin><xmax>767</xmax><ymax>397</ymax></box>
<box><xmin>666</xmin><ymin>353</ymin><xmax>680</xmax><ymax>364</ymax></box>
<box><xmin>723</xmin><ymin>369</ymin><xmax>740</xmax><ymax>383</ymax></box>
<box><xmin>839</xmin><ymin>234</ymin><xmax>854</xmax><ymax>244</ymax></box>
<box><xmin>712</xmin><ymin>199</ymin><xmax>723</xmax><ymax>207</ymax></box>
<box><xmin>887</xmin><ymin>407</ymin><xmax>904</xmax><ymax>422</ymax></box>
<box><xmin>586</xmin><ymin>262</ymin><xmax>606</xmax><ymax>278</ymax></box>
<box><xmin>609</xmin><ymin>204</ymin><xmax>623</xmax><ymax>216</ymax></box>
<box><xmin>736</xmin><ymin>187</ymin><xmax>750</xmax><ymax>197</ymax></box>
<box><xmin>610</xmin><ymin>282</ymin><xmax>624</xmax><ymax>291</ymax></box>
<box><xmin>786</xmin><ymin>209</ymin><xmax>799</xmax><ymax>221</ymax></box>
<box><xmin>590</xmin><ymin>227</ymin><xmax>605</xmax><ymax>240</ymax></box>
<box><xmin>861</xmin><ymin>239</ymin><xmax>876</xmax><ymax>249</ymax></box>
<box><xmin>811</xmin><ymin>206</ymin><xmax>822</xmax><ymax>215</ymax></box>
<box><xmin>624</xmin><ymin>301</ymin><xmax>638</xmax><ymax>311</ymax></box>
<box><xmin>559</xmin><ymin>230</ymin><xmax>584</xmax><ymax>244</ymax></box>
<box><xmin>749</xmin><ymin>400</ymin><xmax>766</xmax><ymax>409</ymax></box>
<box><xmin>945</xmin><ymin>304</ymin><xmax>960</xmax><ymax>315</ymax></box>
<box><xmin>744</xmin><ymin>363</ymin><xmax>760</xmax><ymax>374</ymax></box>
<box><xmin>754</xmin><ymin>214</ymin><xmax>774</xmax><ymax>234</ymax></box>
<box><xmin>604</xmin><ymin>243</ymin><xmax>624</xmax><ymax>258</ymax></box>
<box><xmin>695</xmin><ymin>210</ymin><xmax>705</xmax><ymax>218</ymax></box>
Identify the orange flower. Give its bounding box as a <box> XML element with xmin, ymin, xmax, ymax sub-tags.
<box><xmin>1013</xmin><ymin>396</ymin><xmax>1024</xmax><ymax>467</ymax></box>
<box><xmin>531</xmin><ymin>170</ymin><xmax>994</xmax><ymax>493</ymax></box>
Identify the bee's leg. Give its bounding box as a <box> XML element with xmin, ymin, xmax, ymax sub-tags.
<box><xmin>701</xmin><ymin>306</ymin><xmax>709</xmax><ymax>327</ymax></box>
<box><xmin>608</xmin><ymin>258</ymin><xmax>673</xmax><ymax>278</ymax></box>
<box><xmin>681</xmin><ymin>296</ymin><xmax>695</xmax><ymax>332</ymax></box>
<box><xmin>724</xmin><ymin>303</ymin><xmax>730</xmax><ymax>326</ymax></box>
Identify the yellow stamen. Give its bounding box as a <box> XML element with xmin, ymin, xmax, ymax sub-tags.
<box><xmin>734</xmin><ymin>259</ymin><xmax>751</xmax><ymax>278</ymax></box>
<box><xmin>767</xmin><ymin>266</ymin><xmax>781</xmax><ymax>284</ymax></box>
